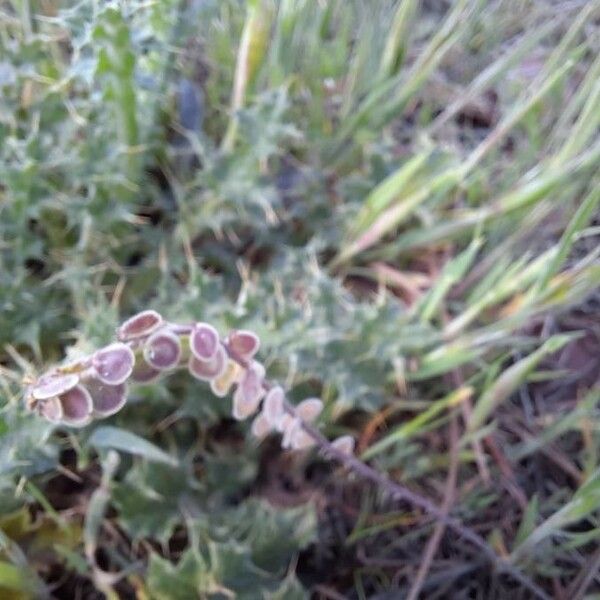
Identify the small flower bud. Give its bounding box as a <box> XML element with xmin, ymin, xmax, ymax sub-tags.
<box><xmin>117</xmin><ymin>310</ymin><xmax>163</xmax><ymax>340</ymax></box>
<box><xmin>190</xmin><ymin>323</ymin><xmax>219</xmax><ymax>361</ymax></box>
<box><xmin>59</xmin><ymin>385</ymin><xmax>93</xmax><ymax>426</ymax></box>
<box><xmin>86</xmin><ymin>378</ymin><xmax>127</xmax><ymax>417</ymax></box>
<box><xmin>32</xmin><ymin>373</ymin><xmax>79</xmax><ymax>400</ymax></box>
<box><xmin>144</xmin><ymin>330</ymin><xmax>182</xmax><ymax>370</ymax></box>
<box><xmin>296</xmin><ymin>398</ymin><xmax>323</xmax><ymax>422</ymax></box>
<box><xmin>227</xmin><ymin>330</ymin><xmax>260</xmax><ymax>359</ymax></box>
<box><xmin>331</xmin><ymin>435</ymin><xmax>355</xmax><ymax>456</ymax></box>
<box><xmin>188</xmin><ymin>344</ymin><xmax>227</xmax><ymax>381</ymax></box>
<box><xmin>92</xmin><ymin>343</ymin><xmax>135</xmax><ymax>385</ymax></box>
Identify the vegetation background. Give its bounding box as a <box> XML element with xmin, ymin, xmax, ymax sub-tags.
<box><xmin>1</xmin><ymin>0</ymin><xmax>600</xmax><ymax>598</ymax></box>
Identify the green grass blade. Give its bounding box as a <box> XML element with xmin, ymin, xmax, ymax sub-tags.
<box><xmin>419</xmin><ymin>236</ymin><xmax>482</xmax><ymax>323</ymax></box>
<box><xmin>468</xmin><ymin>334</ymin><xmax>575</xmax><ymax>432</ymax></box>
<box><xmin>362</xmin><ymin>387</ymin><xmax>473</xmax><ymax>460</ymax></box>
<box><xmin>378</xmin><ymin>0</ymin><xmax>417</xmax><ymax>80</ymax></box>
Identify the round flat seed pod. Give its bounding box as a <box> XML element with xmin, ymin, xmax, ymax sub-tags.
<box><xmin>117</xmin><ymin>310</ymin><xmax>163</xmax><ymax>340</ymax></box>
<box><xmin>144</xmin><ymin>330</ymin><xmax>182</xmax><ymax>370</ymax></box>
<box><xmin>92</xmin><ymin>343</ymin><xmax>135</xmax><ymax>385</ymax></box>
<box><xmin>188</xmin><ymin>344</ymin><xmax>226</xmax><ymax>381</ymax></box>
<box><xmin>263</xmin><ymin>386</ymin><xmax>284</xmax><ymax>426</ymax></box>
<box><xmin>190</xmin><ymin>323</ymin><xmax>219</xmax><ymax>361</ymax></box>
<box><xmin>331</xmin><ymin>435</ymin><xmax>355</xmax><ymax>456</ymax></box>
<box><xmin>291</xmin><ymin>428</ymin><xmax>316</xmax><ymax>450</ymax></box>
<box><xmin>32</xmin><ymin>373</ymin><xmax>79</xmax><ymax>400</ymax></box>
<box><xmin>238</xmin><ymin>362</ymin><xmax>265</xmax><ymax>407</ymax></box>
<box><xmin>131</xmin><ymin>359</ymin><xmax>161</xmax><ymax>383</ymax></box>
<box><xmin>210</xmin><ymin>359</ymin><xmax>242</xmax><ymax>397</ymax></box>
<box><xmin>39</xmin><ymin>397</ymin><xmax>63</xmax><ymax>423</ymax></box>
<box><xmin>251</xmin><ymin>413</ymin><xmax>271</xmax><ymax>439</ymax></box>
<box><xmin>281</xmin><ymin>417</ymin><xmax>301</xmax><ymax>449</ymax></box>
<box><xmin>59</xmin><ymin>385</ymin><xmax>93</xmax><ymax>426</ymax></box>
<box><xmin>86</xmin><ymin>378</ymin><xmax>127</xmax><ymax>417</ymax></box>
<box><xmin>232</xmin><ymin>385</ymin><xmax>262</xmax><ymax>420</ymax></box>
<box><xmin>296</xmin><ymin>398</ymin><xmax>323</xmax><ymax>423</ymax></box>
<box><xmin>227</xmin><ymin>330</ymin><xmax>260</xmax><ymax>359</ymax></box>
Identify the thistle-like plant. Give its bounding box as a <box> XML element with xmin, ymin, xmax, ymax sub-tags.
<box><xmin>24</xmin><ymin>310</ymin><xmax>549</xmax><ymax>600</ymax></box>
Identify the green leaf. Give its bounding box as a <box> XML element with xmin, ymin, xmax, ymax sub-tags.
<box><xmin>87</xmin><ymin>426</ymin><xmax>178</xmax><ymax>466</ymax></box>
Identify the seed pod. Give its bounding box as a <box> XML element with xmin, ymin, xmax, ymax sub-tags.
<box><xmin>210</xmin><ymin>359</ymin><xmax>243</xmax><ymax>397</ymax></box>
<box><xmin>237</xmin><ymin>361</ymin><xmax>265</xmax><ymax>407</ymax></box>
<box><xmin>32</xmin><ymin>373</ymin><xmax>79</xmax><ymax>400</ymax></box>
<box><xmin>331</xmin><ymin>435</ymin><xmax>355</xmax><ymax>456</ymax></box>
<box><xmin>86</xmin><ymin>378</ymin><xmax>127</xmax><ymax>417</ymax></box>
<box><xmin>130</xmin><ymin>359</ymin><xmax>161</xmax><ymax>383</ymax></box>
<box><xmin>144</xmin><ymin>330</ymin><xmax>182</xmax><ymax>370</ymax></box>
<box><xmin>189</xmin><ymin>344</ymin><xmax>227</xmax><ymax>381</ymax></box>
<box><xmin>117</xmin><ymin>310</ymin><xmax>163</xmax><ymax>340</ymax></box>
<box><xmin>232</xmin><ymin>385</ymin><xmax>262</xmax><ymax>420</ymax></box>
<box><xmin>296</xmin><ymin>398</ymin><xmax>323</xmax><ymax>422</ymax></box>
<box><xmin>92</xmin><ymin>343</ymin><xmax>135</xmax><ymax>385</ymax></box>
<box><xmin>251</xmin><ymin>413</ymin><xmax>271</xmax><ymax>439</ymax></box>
<box><xmin>190</xmin><ymin>323</ymin><xmax>219</xmax><ymax>361</ymax></box>
<box><xmin>58</xmin><ymin>385</ymin><xmax>93</xmax><ymax>426</ymax></box>
<box><xmin>281</xmin><ymin>416</ymin><xmax>300</xmax><ymax>449</ymax></box>
<box><xmin>227</xmin><ymin>330</ymin><xmax>260</xmax><ymax>358</ymax></box>
<box><xmin>39</xmin><ymin>397</ymin><xmax>63</xmax><ymax>423</ymax></box>
<box><xmin>263</xmin><ymin>386</ymin><xmax>284</xmax><ymax>426</ymax></box>
<box><xmin>291</xmin><ymin>428</ymin><xmax>316</xmax><ymax>450</ymax></box>
<box><xmin>276</xmin><ymin>412</ymin><xmax>293</xmax><ymax>434</ymax></box>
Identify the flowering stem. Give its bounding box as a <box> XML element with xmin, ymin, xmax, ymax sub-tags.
<box><xmin>224</xmin><ymin>345</ymin><xmax>550</xmax><ymax>600</ymax></box>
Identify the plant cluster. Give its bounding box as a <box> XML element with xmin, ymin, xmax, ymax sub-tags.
<box><xmin>1</xmin><ymin>0</ymin><xmax>599</xmax><ymax>598</ymax></box>
<box><xmin>26</xmin><ymin>311</ymin><xmax>355</xmax><ymax>454</ymax></box>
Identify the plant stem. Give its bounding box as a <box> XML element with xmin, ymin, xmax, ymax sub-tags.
<box><xmin>223</xmin><ymin>346</ymin><xmax>550</xmax><ymax>600</ymax></box>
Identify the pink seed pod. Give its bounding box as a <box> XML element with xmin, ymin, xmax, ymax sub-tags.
<box><xmin>276</xmin><ymin>412</ymin><xmax>294</xmax><ymax>434</ymax></box>
<box><xmin>32</xmin><ymin>373</ymin><xmax>79</xmax><ymax>400</ymax></box>
<box><xmin>331</xmin><ymin>435</ymin><xmax>355</xmax><ymax>456</ymax></box>
<box><xmin>291</xmin><ymin>428</ymin><xmax>316</xmax><ymax>450</ymax></box>
<box><xmin>190</xmin><ymin>322</ymin><xmax>219</xmax><ymax>361</ymax></box>
<box><xmin>92</xmin><ymin>343</ymin><xmax>135</xmax><ymax>385</ymax></box>
<box><xmin>188</xmin><ymin>344</ymin><xmax>227</xmax><ymax>381</ymax></box>
<box><xmin>58</xmin><ymin>385</ymin><xmax>93</xmax><ymax>426</ymax></box>
<box><xmin>263</xmin><ymin>386</ymin><xmax>284</xmax><ymax>426</ymax></box>
<box><xmin>130</xmin><ymin>359</ymin><xmax>161</xmax><ymax>383</ymax></box>
<box><xmin>232</xmin><ymin>385</ymin><xmax>262</xmax><ymax>420</ymax></box>
<box><xmin>237</xmin><ymin>361</ymin><xmax>266</xmax><ymax>407</ymax></box>
<box><xmin>251</xmin><ymin>413</ymin><xmax>271</xmax><ymax>439</ymax></box>
<box><xmin>86</xmin><ymin>378</ymin><xmax>127</xmax><ymax>417</ymax></box>
<box><xmin>144</xmin><ymin>330</ymin><xmax>182</xmax><ymax>370</ymax></box>
<box><xmin>227</xmin><ymin>330</ymin><xmax>260</xmax><ymax>359</ymax></box>
<box><xmin>210</xmin><ymin>359</ymin><xmax>243</xmax><ymax>397</ymax></box>
<box><xmin>38</xmin><ymin>397</ymin><xmax>63</xmax><ymax>423</ymax></box>
<box><xmin>281</xmin><ymin>416</ymin><xmax>301</xmax><ymax>449</ymax></box>
<box><xmin>296</xmin><ymin>398</ymin><xmax>323</xmax><ymax>423</ymax></box>
<box><xmin>117</xmin><ymin>310</ymin><xmax>163</xmax><ymax>340</ymax></box>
